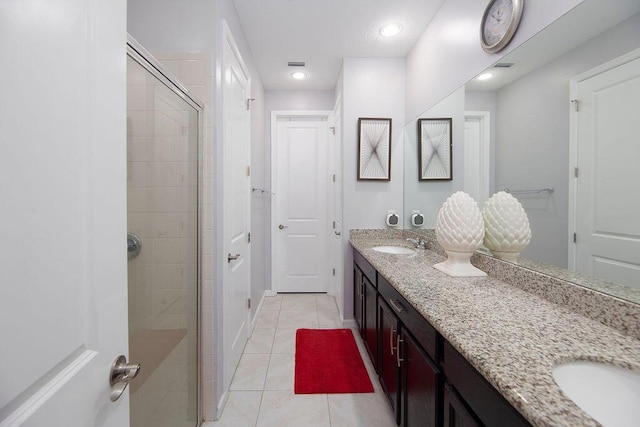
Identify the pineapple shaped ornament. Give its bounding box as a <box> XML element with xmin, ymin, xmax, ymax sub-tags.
<box><xmin>434</xmin><ymin>192</ymin><xmax>487</xmax><ymax>277</ymax></box>
<box><xmin>483</xmin><ymin>191</ymin><xmax>531</xmax><ymax>263</ymax></box>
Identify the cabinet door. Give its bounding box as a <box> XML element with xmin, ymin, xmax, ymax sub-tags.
<box><xmin>363</xmin><ymin>274</ymin><xmax>377</xmax><ymax>367</ymax></box>
<box><xmin>443</xmin><ymin>383</ymin><xmax>481</xmax><ymax>427</ymax></box>
<box><xmin>379</xmin><ymin>298</ymin><xmax>401</xmax><ymax>425</ymax></box>
<box><xmin>353</xmin><ymin>264</ymin><xmax>364</xmax><ymax>335</ymax></box>
<box><xmin>401</xmin><ymin>329</ymin><xmax>441</xmax><ymax>427</ymax></box>
<box><xmin>443</xmin><ymin>341</ymin><xmax>531</xmax><ymax>426</ymax></box>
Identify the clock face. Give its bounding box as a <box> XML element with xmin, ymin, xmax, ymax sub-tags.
<box><xmin>483</xmin><ymin>0</ymin><xmax>514</xmax><ymax>46</ymax></box>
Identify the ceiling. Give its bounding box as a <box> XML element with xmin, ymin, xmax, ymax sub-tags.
<box><xmin>232</xmin><ymin>0</ymin><xmax>447</xmax><ymax>91</ymax></box>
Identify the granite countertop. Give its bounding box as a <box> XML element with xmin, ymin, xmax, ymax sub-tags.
<box><xmin>350</xmin><ymin>236</ymin><xmax>640</xmax><ymax>427</ymax></box>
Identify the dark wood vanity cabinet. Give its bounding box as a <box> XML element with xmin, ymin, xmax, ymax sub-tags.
<box><xmin>352</xmin><ymin>250</ymin><xmax>531</xmax><ymax>427</ymax></box>
<box><xmin>443</xmin><ymin>383</ymin><xmax>481</xmax><ymax>427</ymax></box>
<box><xmin>354</xmin><ymin>266</ymin><xmax>365</xmax><ymax>331</ymax></box>
<box><xmin>353</xmin><ymin>250</ymin><xmax>378</xmax><ymax>366</ymax></box>
<box><xmin>401</xmin><ymin>327</ymin><xmax>441</xmax><ymax>427</ymax></box>
<box><xmin>378</xmin><ymin>298</ymin><xmax>401</xmax><ymax>423</ymax></box>
<box><xmin>378</xmin><ymin>275</ymin><xmax>441</xmax><ymax>427</ymax></box>
<box><xmin>364</xmin><ymin>275</ymin><xmax>378</xmax><ymax>366</ymax></box>
<box><xmin>442</xmin><ymin>341</ymin><xmax>530</xmax><ymax>427</ymax></box>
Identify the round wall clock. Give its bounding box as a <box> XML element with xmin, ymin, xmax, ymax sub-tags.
<box><xmin>480</xmin><ymin>0</ymin><xmax>524</xmax><ymax>53</ymax></box>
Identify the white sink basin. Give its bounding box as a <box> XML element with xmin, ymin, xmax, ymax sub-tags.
<box><xmin>552</xmin><ymin>361</ymin><xmax>640</xmax><ymax>426</ymax></box>
<box><xmin>371</xmin><ymin>245</ymin><xmax>416</xmax><ymax>255</ymax></box>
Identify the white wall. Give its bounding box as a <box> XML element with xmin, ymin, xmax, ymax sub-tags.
<box><xmin>494</xmin><ymin>11</ymin><xmax>640</xmax><ymax>267</ymax></box>
<box><xmin>341</xmin><ymin>58</ymin><xmax>405</xmax><ymax>318</ymax></box>
<box><xmin>405</xmin><ymin>0</ymin><xmax>584</xmax><ymax>123</ymax></box>
<box><xmin>128</xmin><ymin>0</ymin><xmax>216</xmax><ymax>51</ymax></box>
<box><xmin>404</xmin><ymin>87</ymin><xmax>466</xmax><ymax>228</ymax></box>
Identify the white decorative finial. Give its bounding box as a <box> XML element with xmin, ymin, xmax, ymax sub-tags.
<box><xmin>483</xmin><ymin>191</ymin><xmax>532</xmax><ymax>263</ymax></box>
<box><xmin>433</xmin><ymin>192</ymin><xmax>487</xmax><ymax>277</ymax></box>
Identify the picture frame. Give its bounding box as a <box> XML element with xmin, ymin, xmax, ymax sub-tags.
<box><xmin>418</xmin><ymin>118</ymin><xmax>452</xmax><ymax>181</ymax></box>
<box><xmin>357</xmin><ymin>117</ymin><xmax>392</xmax><ymax>181</ymax></box>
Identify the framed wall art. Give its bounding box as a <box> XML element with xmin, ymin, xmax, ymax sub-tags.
<box><xmin>418</xmin><ymin>118</ymin><xmax>452</xmax><ymax>181</ymax></box>
<box><xmin>357</xmin><ymin>117</ymin><xmax>392</xmax><ymax>181</ymax></box>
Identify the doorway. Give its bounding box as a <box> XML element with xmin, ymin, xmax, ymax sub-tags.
<box><xmin>464</xmin><ymin>111</ymin><xmax>491</xmax><ymax>208</ymax></box>
<box><xmin>126</xmin><ymin>40</ymin><xmax>202</xmax><ymax>427</ymax></box>
<box><xmin>271</xmin><ymin>111</ymin><xmax>332</xmax><ymax>293</ymax></box>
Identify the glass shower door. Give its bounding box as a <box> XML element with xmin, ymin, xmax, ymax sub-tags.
<box><xmin>126</xmin><ymin>53</ymin><xmax>200</xmax><ymax>427</ymax></box>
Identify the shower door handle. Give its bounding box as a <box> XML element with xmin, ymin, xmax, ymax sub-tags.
<box><xmin>127</xmin><ymin>232</ymin><xmax>142</xmax><ymax>260</ymax></box>
<box><xmin>109</xmin><ymin>355</ymin><xmax>140</xmax><ymax>402</ymax></box>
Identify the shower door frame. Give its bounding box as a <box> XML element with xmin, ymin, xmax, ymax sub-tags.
<box><xmin>126</xmin><ymin>34</ymin><xmax>205</xmax><ymax>426</ymax></box>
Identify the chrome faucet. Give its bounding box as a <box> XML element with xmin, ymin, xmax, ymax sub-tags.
<box><xmin>406</xmin><ymin>238</ymin><xmax>427</xmax><ymax>249</ymax></box>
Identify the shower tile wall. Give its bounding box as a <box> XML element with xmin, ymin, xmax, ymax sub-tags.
<box><xmin>155</xmin><ymin>52</ymin><xmax>215</xmax><ymax>421</ymax></box>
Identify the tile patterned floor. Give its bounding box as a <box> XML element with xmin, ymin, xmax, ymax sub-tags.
<box><xmin>204</xmin><ymin>294</ymin><xmax>397</xmax><ymax>427</ymax></box>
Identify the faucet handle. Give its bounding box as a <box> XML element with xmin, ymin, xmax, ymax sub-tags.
<box><xmin>406</xmin><ymin>237</ymin><xmax>427</xmax><ymax>249</ymax></box>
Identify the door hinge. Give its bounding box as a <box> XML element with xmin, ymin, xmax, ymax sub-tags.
<box><xmin>573</xmin><ymin>233</ymin><xmax>577</xmax><ymax>243</ymax></box>
<box><xmin>246</xmin><ymin>98</ymin><xmax>255</xmax><ymax>110</ymax></box>
<box><xmin>247</xmin><ymin>298</ymin><xmax>251</xmax><ymax>309</ymax></box>
<box><xmin>247</xmin><ymin>232</ymin><xmax>251</xmax><ymax>243</ymax></box>
<box><xmin>246</xmin><ymin>166</ymin><xmax>251</xmax><ymax>176</ymax></box>
<box><xmin>332</xmin><ymin>221</ymin><xmax>336</xmax><ymax>229</ymax></box>
<box><xmin>329</xmin><ymin>126</ymin><xmax>336</xmax><ymax>135</ymax></box>
<box><xmin>571</xmin><ymin>99</ymin><xmax>580</xmax><ymax>112</ymax></box>
<box><xmin>574</xmin><ymin>167</ymin><xmax>579</xmax><ymax>178</ymax></box>
<box><xmin>332</xmin><ymin>268</ymin><xmax>336</xmax><ymax>276</ymax></box>
<box><xmin>332</xmin><ymin>174</ymin><xmax>336</xmax><ymax>182</ymax></box>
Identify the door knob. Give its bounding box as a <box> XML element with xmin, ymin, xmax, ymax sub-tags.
<box><xmin>109</xmin><ymin>355</ymin><xmax>140</xmax><ymax>402</ymax></box>
<box><xmin>278</xmin><ymin>224</ymin><xmax>288</xmax><ymax>230</ymax></box>
<box><xmin>227</xmin><ymin>253</ymin><xmax>240</xmax><ymax>263</ymax></box>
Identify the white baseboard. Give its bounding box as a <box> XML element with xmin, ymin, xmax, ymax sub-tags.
<box><xmin>341</xmin><ymin>318</ymin><xmax>357</xmax><ymax>328</ymax></box>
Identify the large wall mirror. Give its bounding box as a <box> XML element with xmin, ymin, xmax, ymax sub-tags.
<box><xmin>404</xmin><ymin>0</ymin><xmax>640</xmax><ymax>305</ymax></box>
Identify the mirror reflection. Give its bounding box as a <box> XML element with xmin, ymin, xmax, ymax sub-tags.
<box><xmin>404</xmin><ymin>0</ymin><xmax>640</xmax><ymax>304</ymax></box>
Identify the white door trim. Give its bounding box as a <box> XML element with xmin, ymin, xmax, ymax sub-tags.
<box><xmin>464</xmin><ymin>110</ymin><xmax>491</xmax><ymax>207</ymax></box>
<box><xmin>568</xmin><ymin>47</ymin><xmax>640</xmax><ymax>271</ymax></box>
<box><xmin>328</xmin><ymin>95</ymin><xmax>343</xmax><ymax>298</ymax></box>
<box><xmin>270</xmin><ymin>110</ymin><xmax>332</xmax><ymax>294</ymax></box>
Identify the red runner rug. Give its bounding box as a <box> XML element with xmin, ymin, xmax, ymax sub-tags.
<box><xmin>294</xmin><ymin>328</ymin><xmax>374</xmax><ymax>394</ymax></box>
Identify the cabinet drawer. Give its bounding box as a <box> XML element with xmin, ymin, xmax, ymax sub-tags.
<box><xmin>443</xmin><ymin>341</ymin><xmax>531</xmax><ymax>427</ymax></box>
<box><xmin>378</xmin><ymin>274</ymin><xmax>439</xmax><ymax>362</ymax></box>
<box><xmin>354</xmin><ymin>249</ymin><xmax>377</xmax><ymax>287</ymax></box>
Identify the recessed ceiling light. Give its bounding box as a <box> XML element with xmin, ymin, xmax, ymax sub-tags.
<box><xmin>477</xmin><ymin>72</ymin><xmax>494</xmax><ymax>81</ymax></box>
<box><xmin>290</xmin><ymin>71</ymin><xmax>307</xmax><ymax>80</ymax></box>
<box><xmin>380</xmin><ymin>24</ymin><xmax>402</xmax><ymax>38</ymax></box>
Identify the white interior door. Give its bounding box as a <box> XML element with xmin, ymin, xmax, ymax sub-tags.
<box><xmin>572</xmin><ymin>53</ymin><xmax>640</xmax><ymax>289</ymax></box>
<box><xmin>464</xmin><ymin>111</ymin><xmax>491</xmax><ymax>208</ymax></box>
<box><xmin>273</xmin><ymin>114</ymin><xmax>330</xmax><ymax>293</ymax></box>
<box><xmin>0</xmin><ymin>0</ymin><xmax>129</xmax><ymax>425</ymax></box>
<box><xmin>222</xmin><ymin>25</ymin><xmax>252</xmax><ymax>389</ymax></box>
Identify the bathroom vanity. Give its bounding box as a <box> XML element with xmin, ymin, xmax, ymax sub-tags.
<box><xmin>350</xmin><ymin>230</ymin><xmax>640</xmax><ymax>427</ymax></box>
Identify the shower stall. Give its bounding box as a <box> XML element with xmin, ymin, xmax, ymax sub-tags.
<box><xmin>126</xmin><ymin>37</ymin><xmax>203</xmax><ymax>427</ymax></box>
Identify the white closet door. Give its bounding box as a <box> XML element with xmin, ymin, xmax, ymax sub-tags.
<box><xmin>575</xmin><ymin>55</ymin><xmax>640</xmax><ymax>289</ymax></box>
